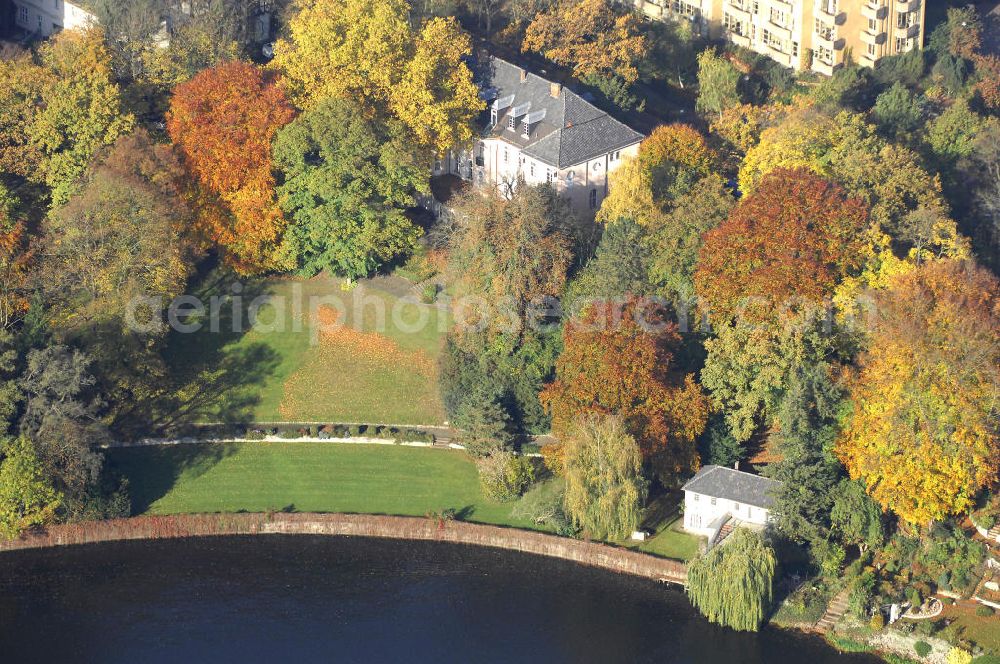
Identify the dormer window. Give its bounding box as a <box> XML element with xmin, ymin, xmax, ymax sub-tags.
<box><xmin>522</xmin><ymin>121</ymin><xmax>530</xmax><ymax>138</ymax></box>
<box><xmin>508</xmin><ymin>115</ymin><xmax>516</xmax><ymax>131</ymax></box>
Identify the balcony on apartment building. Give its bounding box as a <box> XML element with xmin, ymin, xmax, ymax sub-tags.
<box><xmin>860</xmin><ymin>27</ymin><xmax>886</xmax><ymax>46</ymax></box>
<box><xmin>899</xmin><ymin>0</ymin><xmax>921</xmax><ymax>12</ymax></box>
<box><xmin>725</xmin><ymin>0</ymin><xmax>751</xmax><ymax>22</ymax></box>
<box><xmin>811</xmin><ymin>58</ymin><xmax>838</xmax><ymax>76</ymax></box>
<box><xmin>814</xmin><ymin>0</ymin><xmax>844</xmax><ymax>26</ymax></box>
<box><xmin>637</xmin><ymin>0</ymin><xmax>665</xmax><ymax>19</ymax></box>
<box><xmin>894</xmin><ymin>21</ymin><xmax>920</xmax><ymax>40</ymax></box>
<box><xmin>813</xmin><ymin>26</ymin><xmax>842</xmax><ymax>52</ymax></box>
<box><xmin>861</xmin><ymin>1</ymin><xmax>887</xmax><ymax>21</ymax></box>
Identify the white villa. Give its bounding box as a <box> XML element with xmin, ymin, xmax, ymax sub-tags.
<box><xmin>11</xmin><ymin>0</ymin><xmax>96</xmax><ymax>36</ymax></box>
<box><xmin>682</xmin><ymin>465</ymin><xmax>781</xmax><ymax>546</ymax></box>
<box><xmin>433</xmin><ymin>56</ymin><xmax>645</xmax><ymax>217</ymax></box>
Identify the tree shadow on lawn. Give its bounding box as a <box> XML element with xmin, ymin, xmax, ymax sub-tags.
<box><xmin>112</xmin><ymin>269</ymin><xmax>283</xmax><ymax>438</ymax></box>
<box><xmin>108</xmin><ymin>442</ymin><xmax>241</xmax><ymax>514</ymax></box>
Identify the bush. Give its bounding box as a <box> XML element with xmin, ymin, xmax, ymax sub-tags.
<box><xmin>476</xmin><ymin>450</ymin><xmax>534</xmax><ymax>502</ymax></box>
<box><xmin>421</xmin><ymin>283</ymin><xmax>438</xmax><ymax>303</ymax></box>
<box><xmin>869</xmin><ymin>612</ymin><xmax>885</xmax><ymax>631</ymax></box>
<box><xmin>245</xmin><ymin>429</ymin><xmax>266</xmax><ymax>440</ymax></box>
<box><xmin>914</xmin><ymin>641</ymin><xmax>932</xmax><ymax>658</ymax></box>
<box><xmin>347</xmin><ymin>425</ymin><xmax>361</xmax><ymax>437</ymax></box>
<box><xmin>947</xmin><ymin>648</ymin><xmax>973</xmax><ymax>664</ymax></box>
<box><xmin>908</xmin><ymin>587</ymin><xmax>924</xmax><ymax>610</ymax></box>
<box><xmin>975</xmin><ymin>604</ymin><xmax>994</xmax><ymax>617</ymax></box>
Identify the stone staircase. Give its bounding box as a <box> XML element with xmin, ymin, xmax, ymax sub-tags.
<box><xmin>814</xmin><ymin>588</ymin><xmax>851</xmax><ymax>633</ymax></box>
<box><xmin>712</xmin><ymin>518</ymin><xmax>735</xmax><ymax>548</ymax></box>
<box><xmin>988</xmin><ymin>525</ymin><xmax>1000</xmax><ymax>542</ymax></box>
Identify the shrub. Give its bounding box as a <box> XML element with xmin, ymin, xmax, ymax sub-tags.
<box><xmin>947</xmin><ymin>648</ymin><xmax>972</xmax><ymax>664</ymax></box>
<box><xmin>347</xmin><ymin>425</ymin><xmax>361</xmax><ymax>437</ymax></box>
<box><xmin>821</xmin><ymin>543</ymin><xmax>847</xmax><ymax>578</ymax></box>
<box><xmin>245</xmin><ymin>429</ymin><xmax>266</xmax><ymax>440</ymax></box>
<box><xmin>421</xmin><ymin>283</ymin><xmax>438</xmax><ymax>303</ymax></box>
<box><xmin>908</xmin><ymin>587</ymin><xmax>924</xmax><ymax>609</ymax></box>
<box><xmin>972</xmin><ymin>656</ymin><xmax>1000</xmax><ymax>664</ymax></box>
<box><xmin>869</xmin><ymin>612</ymin><xmax>885</xmax><ymax>631</ymax></box>
<box><xmin>914</xmin><ymin>641</ymin><xmax>932</xmax><ymax>658</ymax></box>
<box><xmin>975</xmin><ymin>604</ymin><xmax>994</xmax><ymax>617</ymax></box>
<box><xmin>476</xmin><ymin>450</ymin><xmax>534</xmax><ymax>502</ymax></box>
<box><xmin>938</xmin><ymin>571</ymin><xmax>952</xmax><ymax>591</ymax></box>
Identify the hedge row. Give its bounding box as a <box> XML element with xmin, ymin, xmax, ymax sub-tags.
<box><xmin>243</xmin><ymin>425</ymin><xmax>435</xmax><ymax>444</ymax></box>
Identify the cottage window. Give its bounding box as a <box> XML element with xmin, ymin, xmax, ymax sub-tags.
<box><xmin>734</xmin><ymin>502</ymin><xmax>741</xmax><ymax>512</ymax></box>
<box><xmin>711</xmin><ymin>497</ymin><xmax>717</xmax><ymax>506</ymax></box>
<box><xmin>18</xmin><ymin>5</ymin><xmax>28</xmax><ymax>24</ymax></box>
<box><xmin>589</xmin><ymin>189</ymin><xmax>597</xmax><ymax>209</ymax></box>
<box><xmin>693</xmin><ymin>493</ymin><xmax>699</xmax><ymax>502</ymax></box>
<box><xmin>503</xmin><ymin>148</ymin><xmax>508</xmax><ymax>163</ymax></box>
<box><xmin>546</xmin><ymin>170</ymin><xmax>554</xmax><ymax>184</ymax></box>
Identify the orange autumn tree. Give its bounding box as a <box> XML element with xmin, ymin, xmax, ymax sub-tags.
<box><xmin>837</xmin><ymin>259</ymin><xmax>1000</xmax><ymax>528</ymax></box>
<box><xmin>0</xmin><ymin>188</ymin><xmax>31</xmax><ymax>330</ymax></box>
<box><xmin>167</xmin><ymin>61</ymin><xmax>296</xmax><ymax>273</ymax></box>
<box><xmin>540</xmin><ymin>296</ymin><xmax>709</xmax><ymax>482</ymax></box>
<box><xmin>598</xmin><ymin>123</ymin><xmax>717</xmax><ymax>226</ymax></box>
<box><xmin>694</xmin><ymin>168</ymin><xmax>871</xmax><ymax>322</ymax></box>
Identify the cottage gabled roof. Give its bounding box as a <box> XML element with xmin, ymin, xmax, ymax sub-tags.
<box><xmin>681</xmin><ymin>465</ymin><xmax>781</xmax><ymax>510</ymax></box>
<box><xmin>479</xmin><ymin>57</ymin><xmax>644</xmax><ymax>170</ymax></box>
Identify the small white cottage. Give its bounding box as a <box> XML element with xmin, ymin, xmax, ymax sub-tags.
<box><xmin>681</xmin><ymin>465</ymin><xmax>781</xmax><ymax>545</ymax></box>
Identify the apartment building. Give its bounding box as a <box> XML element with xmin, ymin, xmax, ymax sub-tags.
<box><xmin>629</xmin><ymin>0</ymin><xmax>926</xmax><ymax>75</ymax></box>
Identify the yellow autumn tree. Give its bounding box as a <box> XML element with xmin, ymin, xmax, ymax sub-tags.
<box><xmin>272</xmin><ymin>0</ymin><xmax>411</xmax><ymax>111</ymax></box>
<box><xmin>598</xmin><ymin>124</ymin><xmax>716</xmax><ymax>225</ymax></box>
<box><xmin>272</xmin><ymin>0</ymin><xmax>482</xmax><ymax>153</ymax></box>
<box><xmin>389</xmin><ymin>17</ymin><xmax>484</xmax><ymax>154</ymax></box>
<box><xmin>739</xmin><ymin>108</ymin><xmax>969</xmax><ymax>260</ymax></box>
<box><xmin>521</xmin><ymin>0</ymin><xmax>647</xmax><ymax>84</ymax></box>
<box><xmin>836</xmin><ymin>259</ymin><xmax>1000</xmax><ymax>527</ymax></box>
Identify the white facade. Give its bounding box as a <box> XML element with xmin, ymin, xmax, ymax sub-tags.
<box><xmin>433</xmin><ymin>138</ymin><xmax>639</xmax><ymax>217</ymax></box>
<box><xmin>683</xmin><ymin>489</ymin><xmax>771</xmax><ymax>539</ymax></box>
<box><xmin>13</xmin><ymin>0</ymin><xmax>96</xmax><ymax>36</ymax></box>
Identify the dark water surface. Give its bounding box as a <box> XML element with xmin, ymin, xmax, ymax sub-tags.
<box><xmin>0</xmin><ymin>536</ymin><xmax>879</xmax><ymax>664</ymax></box>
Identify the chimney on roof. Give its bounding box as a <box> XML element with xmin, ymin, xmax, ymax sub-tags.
<box><xmin>519</xmin><ymin>68</ymin><xmax>527</xmax><ymax>82</ymax></box>
<box><xmin>550</xmin><ymin>82</ymin><xmax>562</xmax><ymax>98</ymax></box>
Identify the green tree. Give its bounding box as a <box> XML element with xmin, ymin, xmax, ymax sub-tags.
<box><xmin>762</xmin><ymin>360</ymin><xmax>844</xmax><ymax>546</ymax></box>
<box><xmin>564</xmin><ymin>218</ymin><xmax>651</xmax><ymax>314</ymax></box>
<box><xmin>696</xmin><ymin>49</ymin><xmax>741</xmax><ymax>119</ymax></box>
<box><xmin>18</xmin><ymin>345</ymin><xmax>109</xmax><ymax>499</ymax></box>
<box><xmin>830</xmin><ymin>479</ymin><xmax>884</xmax><ymax>554</ymax></box>
<box><xmin>453</xmin><ymin>385</ymin><xmax>515</xmax><ymax>457</ymax></box>
<box><xmin>687</xmin><ymin>528</ymin><xmax>776</xmax><ymax>632</ymax></box>
<box><xmin>0</xmin><ymin>436</ymin><xmax>62</xmax><ymax>539</ymax></box>
<box><xmin>273</xmin><ymin>97</ymin><xmax>426</xmax><ymax>278</ymax></box>
<box><xmin>562</xmin><ymin>414</ymin><xmax>646</xmax><ymax>540</ymax></box>
<box><xmin>871</xmin><ymin>82</ymin><xmax>922</xmax><ymax>140</ymax></box>
<box><xmin>926</xmin><ymin>99</ymin><xmax>986</xmax><ymax>168</ymax></box>
<box><xmin>647</xmin><ymin>175</ymin><xmax>733</xmax><ymax>305</ymax></box>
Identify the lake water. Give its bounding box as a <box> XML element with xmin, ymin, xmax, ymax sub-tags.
<box><xmin>0</xmin><ymin>536</ymin><xmax>880</xmax><ymax>664</ymax></box>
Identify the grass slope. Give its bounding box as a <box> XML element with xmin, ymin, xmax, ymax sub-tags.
<box><xmin>163</xmin><ymin>273</ymin><xmax>447</xmax><ymax>426</ymax></box>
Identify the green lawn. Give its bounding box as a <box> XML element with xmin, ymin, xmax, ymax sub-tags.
<box><xmin>109</xmin><ymin>443</ymin><xmax>533</xmax><ymax>527</ymax></box>
<box><xmin>635</xmin><ymin>516</ymin><xmax>703</xmax><ymax>561</ymax></box>
<box><xmin>161</xmin><ymin>272</ymin><xmax>447</xmax><ymax>426</ymax></box>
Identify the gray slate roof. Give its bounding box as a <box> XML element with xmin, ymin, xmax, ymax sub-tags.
<box><xmin>479</xmin><ymin>57</ymin><xmax>644</xmax><ymax>169</ymax></box>
<box><xmin>682</xmin><ymin>465</ymin><xmax>781</xmax><ymax>509</ymax></box>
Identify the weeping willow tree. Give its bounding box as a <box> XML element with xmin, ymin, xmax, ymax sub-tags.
<box><xmin>562</xmin><ymin>414</ymin><xmax>647</xmax><ymax>540</ymax></box>
<box><xmin>686</xmin><ymin>528</ymin><xmax>776</xmax><ymax>632</ymax></box>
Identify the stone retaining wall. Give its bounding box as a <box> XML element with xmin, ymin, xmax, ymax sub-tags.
<box><xmin>0</xmin><ymin>513</ymin><xmax>688</xmax><ymax>585</ymax></box>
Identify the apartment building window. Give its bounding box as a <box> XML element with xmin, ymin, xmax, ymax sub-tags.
<box><xmin>867</xmin><ymin>43</ymin><xmax>877</xmax><ymax>57</ymax></box>
<box><xmin>895</xmin><ymin>36</ymin><xmax>911</xmax><ymax>53</ymax></box>
<box><xmin>769</xmin><ymin>8</ymin><xmax>786</xmax><ymax>27</ymax></box>
<box><xmin>815</xmin><ymin>20</ymin><xmax>835</xmax><ymax>41</ymax></box>
<box><xmin>762</xmin><ymin>28</ymin><xmax>784</xmax><ymax>52</ymax></box>
<box><xmin>792</xmin><ymin>41</ymin><xmax>799</xmax><ymax>57</ymax></box>
<box><xmin>815</xmin><ymin>45</ymin><xmax>834</xmax><ymax>65</ymax></box>
<box><xmin>817</xmin><ymin>0</ymin><xmax>836</xmax><ymax>13</ymax></box>
<box><xmin>670</xmin><ymin>0</ymin><xmax>699</xmax><ymax>18</ymax></box>
<box><xmin>724</xmin><ymin>13</ymin><xmax>745</xmax><ymax>36</ymax></box>
<box><xmin>752</xmin><ymin>1</ymin><xmax>759</xmax><ymax>15</ymax></box>
<box><xmin>868</xmin><ymin>18</ymin><xmax>877</xmax><ymax>31</ymax></box>
<box><xmin>897</xmin><ymin>10</ymin><xmax>916</xmax><ymax>29</ymax></box>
